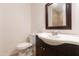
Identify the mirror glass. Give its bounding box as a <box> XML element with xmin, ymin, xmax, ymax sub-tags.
<box><xmin>45</xmin><ymin>3</ymin><xmax>72</xmax><ymax>29</ymax></box>
<box><xmin>48</xmin><ymin>3</ymin><xmax>66</xmax><ymax>27</ymax></box>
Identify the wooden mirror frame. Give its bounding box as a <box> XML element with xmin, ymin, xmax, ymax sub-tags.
<box><xmin>45</xmin><ymin>3</ymin><xmax>72</xmax><ymax>29</ymax></box>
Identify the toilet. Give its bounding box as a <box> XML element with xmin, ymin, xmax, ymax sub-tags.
<box><xmin>16</xmin><ymin>42</ymin><xmax>33</xmax><ymax>56</ymax></box>
<box><xmin>15</xmin><ymin>33</ymin><xmax>36</xmax><ymax>56</ymax></box>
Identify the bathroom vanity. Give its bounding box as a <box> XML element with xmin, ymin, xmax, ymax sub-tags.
<box><xmin>36</xmin><ymin>33</ymin><xmax>79</xmax><ymax>56</ymax></box>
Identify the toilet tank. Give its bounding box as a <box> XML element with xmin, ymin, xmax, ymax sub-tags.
<box><xmin>26</xmin><ymin>33</ymin><xmax>36</xmax><ymax>45</ymax></box>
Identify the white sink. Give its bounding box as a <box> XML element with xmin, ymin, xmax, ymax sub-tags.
<box><xmin>37</xmin><ymin>33</ymin><xmax>64</xmax><ymax>46</ymax></box>
<box><xmin>37</xmin><ymin>33</ymin><xmax>79</xmax><ymax>46</ymax></box>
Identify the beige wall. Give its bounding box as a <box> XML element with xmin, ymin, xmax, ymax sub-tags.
<box><xmin>31</xmin><ymin>3</ymin><xmax>45</xmax><ymax>33</ymax></box>
<box><xmin>0</xmin><ymin>3</ymin><xmax>31</xmax><ymax>55</ymax></box>
<box><xmin>31</xmin><ymin>3</ymin><xmax>79</xmax><ymax>35</ymax></box>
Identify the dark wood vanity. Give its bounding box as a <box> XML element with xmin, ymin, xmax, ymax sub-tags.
<box><xmin>36</xmin><ymin>35</ymin><xmax>79</xmax><ymax>56</ymax></box>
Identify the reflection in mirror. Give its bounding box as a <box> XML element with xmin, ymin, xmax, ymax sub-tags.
<box><xmin>48</xmin><ymin>3</ymin><xmax>66</xmax><ymax>26</ymax></box>
<box><xmin>45</xmin><ymin>3</ymin><xmax>72</xmax><ymax>29</ymax></box>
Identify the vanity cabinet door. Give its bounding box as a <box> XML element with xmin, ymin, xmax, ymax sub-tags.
<box><xmin>56</xmin><ymin>44</ymin><xmax>77</xmax><ymax>56</ymax></box>
<box><xmin>36</xmin><ymin>35</ymin><xmax>47</xmax><ymax>56</ymax></box>
<box><xmin>45</xmin><ymin>46</ymin><xmax>57</xmax><ymax>56</ymax></box>
<box><xmin>36</xmin><ymin>35</ymin><xmax>56</xmax><ymax>56</ymax></box>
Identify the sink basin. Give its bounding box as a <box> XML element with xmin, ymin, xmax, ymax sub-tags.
<box><xmin>37</xmin><ymin>33</ymin><xmax>64</xmax><ymax>46</ymax></box>
<box><xmin>37</xmin><ymin>33</ymin><xmax>79</xmax><ymax>46</ymax></box>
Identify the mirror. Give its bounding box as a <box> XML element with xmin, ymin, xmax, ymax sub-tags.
<box><xmin>45</xmin><ymin>3</ymin><xmax>72</xmax><ymax>29</ymax></box>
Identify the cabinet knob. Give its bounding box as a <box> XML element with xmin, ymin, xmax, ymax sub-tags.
<box><xmin>40</xmin><ymin>46</ymin><xmax>46</xmax><ymax>50</ymax></box>
<box><xmin>43</xmin><ymin>48</ymin><xmax>45</xmax><ymax>50</ymax></box>
<box><xmin>40</xmin><ymin>47</ymin><xmax>43</xmax><ymax>49</ymax></box>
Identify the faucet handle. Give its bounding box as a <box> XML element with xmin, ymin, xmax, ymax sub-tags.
<box><xmin>52</xmin><ymin>31</ymin><xmax>61</xmax><ymax>35</ymax></box>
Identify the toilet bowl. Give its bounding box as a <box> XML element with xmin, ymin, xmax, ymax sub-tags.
<box><xmin>16</xmin><ymin>42</ymin><xmax>33</xmax><ymax>56</ymax></box>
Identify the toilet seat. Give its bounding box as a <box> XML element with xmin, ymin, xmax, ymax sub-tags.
<box><xmin>16</xmin><ymin>42</ymin><xmax>32</xmax><ymax>50</ymax></box>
